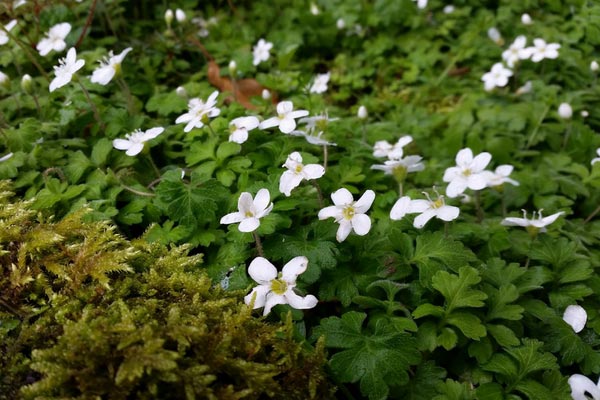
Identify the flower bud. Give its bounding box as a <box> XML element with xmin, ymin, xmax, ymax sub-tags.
<box><xmin>165</xmin><ymin>9</ymin><xmax>174</xmax><ymax>28</ymax></box>
<box><xmin>591</xmin><ymin>60</ymin><xmax>599</xmax><ymax>72</ymax></box>
<box><xmin>228</xmin><ymin>60</ymin><xmax>237</xmax><ymax>76</ymax></box>
<box><xmin>175</xmin><ymin>8</ymin><xmax>186</xmax><ymax>23</ymax></box>
<box><xmin>0</xmin><ymin>71</ymin><xmax>9</xmax><ymax>89</ymax></box>
<box><xmin>21</xmin><ymin>74</ymin><xmax>33</xmax><ymax>94</ymax></box>
<box><xmin>357</xmin><ymin>105</ymin><xmax>368</xmax><ymax>119</ymax></box>
<box><xmin>336</xmin><ymin>18</ymin><xmax>345</xmax><ymax>30</ymax></box>
<box><xmin>558</xmin><ymin>102</ymin><xmax>573</xmax><ymax>119</ymax></box>
<box><xmin>581</xmin><ymin>110</ymin><xmax>589</xmax><ymax>118</ymax></box>
<box><xmin>262</xmin><ymin>89</ymin><xmax>271</xmax><ymax>100</ymax></box>
<box><xmin>521</xmin><ymin>13</ymin><xmax>532</xmax><ymax>25</ymax></box>
<box><xmin>487</xmin><ymin>27</ymin><xmax>503</xmax><ymax>45</ymax></box>
<box><xmin>443</xmin><ymin>5</ymin><xmax>455</xmax><ymax>14</ymax></box>
<box><xmin>175</xmin><ymin>86</ymin><xmax>187</xmax><ymax>98</ymax></box>
<box><xmin>310</xmin><ymin>2</ymin><xmax>320</xmax><ymax>15</ymax></box>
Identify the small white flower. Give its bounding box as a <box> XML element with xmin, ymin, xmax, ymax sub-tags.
<box><xmin>175</xmin><ymin>86</ymin><xmax>187</xmax><ymax>98</ymax></box>
<box><xmin>297</xmin><ymin>131</ymin><xmax>337</xmax><ymax>147</ymax></box>
<box><xmin>516</xmin><ymin>80</ymin><xmax>532</xmax><ymax>95</ymax></box>
<box><xmin>412</xmin><ymin>0</ymin><xmax>427</xmax><ymax>9</ymax></box>
<box><xmin>482</xmin><ymin>63</ymin><xmax>513</xmax><ymax>91</ymax></box>
<box><xmin>309</xmin><ymin>72</ymin><xmax>330</xmax><ymax>94</ymax></box>
<box><xmin>501</xmin><ymin>209</ymin><xmax>564</xmax><ymax>234</ymax></box>
<box><xmin>502</xmin><ymin>36</ymin><xmax>533</xmax><ymax>68</ymax></box>
<box><xmin>262</xmin><ymin>89</ymin><xmax>271</xmax><ymax>100</ymax></box>
<box><xmin>112</xmin><ymin>127</ymin><xmax>164</xmax><ymax>156</ymax></box>
<box><xmin>228</xmin><ymin>116</ymin><xmax>260</xmax><ymax>144</ymax></box>
<box><xmin>175</xmin><ymin>91</ymin><xmax>220</xmax><ymax>132</ymax></box>
<box><xmin>569</xmin><ymin>375</ymin><xmax>600</xmax><ymax>400</ymax></box>
<box><xmin>279</xmin><ymin>152</ymin><xmax>325</xmax><ymax>196</ymax></box>
<box><xmin>373</xmin><ymin>135</ymin><xmax>413</xmax><ymax>159</ymax></box>
<box><xmin>390</xmin><ymin>193</ymin><xmax>460</xmax><ymax>228</ymax></box>
<box><xmin>0</xmin><ymin>20</ymin><xmax>17</xmax><ymax>46</ymax></box>
<box><xmin>49</xmin><ymin>47</ymin><xmax>85</xmax><ymax>92</ymax></box>
<box><xmin>318</xmin><ymin>188</ymin><xmax>375</xmax><ymax>242</ymax></box>
<box><xmin>563</xmin><ymin>305</ymin><xmax>587</xmax><ymax>333</ymax></box>
<box><xmin>165</xmin><ymin>9</ymin><xmax>174</xmax><ymax>26</ymax></box>
<box><xmin>220</xmin><ymin>189</ymin><xmax>273</xmax><ymax>233</ymax></box>
<box><xmin>592</xmin><ymin>148</ymin><xmax>600</xmax><ymax>165</ymax></box>
<box><xmin>487</xmin><ymin>165</ymin><xmax>519</xmax><ymax>187</ymax></box>
<box><xmin>244</xmin><ymin>256</ymin><xmax>318</xmax><ymax>316</ymax></box>
<box><xmin>529</xmin><ymin>38</ymin><xmax>560</xmax><ymax>62</ymax></box>
<box><xmin>36</xmin><ymin>22</ymin><xmax>71</xmax><ymax>56</ymax></box>
<box><xmin>175</xmin><ymin>8</ymin><xmax>186</xmax><ymax>23</ymax></box>
<box><xmin>90</xmin><ymin>47</ymin><xmax>132</xmax><ymax>85</ymax></box>
<box><xmin>521</xmin><ymin>13</ymin><xmax>533</xmax><ymax>25</ymax></box>
<box><xmin>558</xmin><ymin>102</ymin><xmax>573</xmax><ymax>119</ymax></box>
<box><xmin>252</xmin><ymin>38</ymin><xmax>273</xmax><ymax>66</ymax></box>
<box><xmin>592</xmin><ymin>61</ymin><xmax>599</xmax><ymax>72</ymax></box>
<box><xmin>336</xmin><ymin>18</ymin><xmax>346</xmax><ymax>30</ymax></box>
<box><xmin>0</xmin><ymin>153</ymin><xmax>13</xmax><ymax>162</ymax></box>
<box><xmin>21</xmin><ymin>73</ymin><xmax>32</xmax><ymax>93</ymax></box>
<box><xmin>357</xmin><ymin>105</ymin><xmax>368</xmax><ymax>119</ymax></box>
<box><xmin>298</xmin><ymin>113</ymin><xmax>338</xmax><ymax>135</ymax></box>
<box><xmin>310</xmin><ymin>2</ymin><xmax>320</xmax><ymax>15</ymax></box>
<box><xmin>487</xmin><ymin>27</ymin><xmax>503</xmax><ymax>45</ymax></box>
<box><xmin>443</xmin><ymin>148</ymin><xmax>493</xmax><ymax>198</ymax></box>
<box><xmin>443</xmin><ymin>5</ymin><xmax>455</xmax><ymax>13</ymax></box>
<box><xmin>371</xmin><ymin>155</ymin><xmax>425</xmax><ymax>181</ymax></box>
<box><xmin>259</xmin><ymin>101</ymin><xmax>309</xmax><ymax>134</ymax></box>
<box><xmin>228</xmin><ymin>60</ymin><xmax>237</xmax><ymax>75</ymax></box>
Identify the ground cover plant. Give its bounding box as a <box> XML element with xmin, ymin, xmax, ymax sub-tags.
<box><xmin>1</xmin><ymin>0</ymin><xmax>600</xmax><ymax>399</ymax></box>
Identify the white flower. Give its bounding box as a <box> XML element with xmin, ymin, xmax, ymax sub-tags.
<box><xmin>390</xmin><ymin>193</ymin><xmax>459</xmax><ymax>228</ymax></box>
<box><xmin>502</xmin><ymin>36</ymin><xmax>533</xmax><ymax>68</ymax></box>
<box><xmin>175</xmin><ymin>8</ymin><xmax>186</xmax><ymax>23</ymax></box>
<box><xmin>262</xmin><ymin>89</ymin><xmax>271</xmax><ymax>100</ymax></box>
<box><xmin>90</xmin><ymin>47</ymin><xmax>132</xmax><ymax>85</ymax></box>
<box><xmin>0</xmin><ymin>153</ymin><xmax>13</xmax><ymax>162</ymax></box>
<box><xmin>357</xmin><ymin>105</ymin><xmax>368</xmax><ymax>119</ymax></box>
<box><xmin>297</xmin><ymin>131</ymin><xmax>337</xmax><ymax>147</ymax></box>
<box><xmin>487</xmin><ymin>165</ymin><xmax>519</xmax><ymax>187</ymax></box>
<box><xmin>175</xmin><ymin>91</ymin><xmax>220</xmax><ymax>132</ymax></box>
<box><xmin>443</xmin><ymin>148</ymin><xmax>492</xmax><ymax>198</ymax></box>
<box><xmin>36</xmin><ymin>22</ymin><xmax>71</xmax><ymax>56</ymax></box>
<box><xmin>443</xmin><ymin>5</ymin><xmax>455</xmax><ymax>13</ymax></box>
<box><xmin>336</xmin><ymin>18</ymin><xmax>346</xmax><ymax>30</ymax></box>
<box><xmin>298</xmin><ymin>113</ymin><xmax>338</xmax><ymax>136</ymax></box>
<box><xmin>310</xmin><ymin>2</ymin><xmax>320</xmax><ymax>15</ymax></box>
<box><xmin>521</xmin><ymin>13</ymin><xmax>533</xmax><ymax>25</ymax></box>
<box><xmin>529</xmin><ymin>38</ymin><xmax>560</xmax><ymax>62</ymax></box>
<box><xmin>259</xmin><ymin>101</ymin><xmax>309</xmax><ymax>134</ymax></box>
<box><xmin>318</xmin><ymin>188</ymin><xmax>375</xmax><ymax>242</ymax></box>
<box><xmin>501</xmin><ymin>209</ymin><xmax>564</xmax><ymax>234</ymax></box>
<box><xmin>569</xmin><ymin>375</ymin><xmax>600</xmax><ymax>400</ymax></box>
<box><xmin>279</xmin><ymin>152</ymin><xmax>325</xmax><ymax>196</ymax></box>
<box><xmin>309</xmin><ymin>72</ymin><xmax>330</xmax><ymax>94</ymax></box>
<box><xmin>516</xmin><ymin>80</ymin><xmax>532</xmax><ymax>95</ymax></box>
<box><xmin>0</xmin><ymin>20</ymin><xmax>17</xmax><ymax>46</ymax></box>
<box><xmin>175</xmin><ymin>86</ymin><xmax>187</xmax><ymax>98</ymax></box>
<box><xmin>220</xmin><ymin>189</ymin><xmax>273</xmax><ymax>233</ymax></box>
<box><xmin>487</xmin><ymin>27</ymin><xmax>503</xmax><ymax>45</ymax></box>
<box><xmin>481</xmin><ymin>63</ymin><xmax>513</xmax><ymax>91</ymax></box>
<box><xmin>112</xmin><ymin>127</ymin><xmax>164</xmax><ymax>156</ymax></box>
<box><xmin>373</xmin><ymin>135</ymin><xmax>413</xmax><ymax>159</ymax></box>
<box><xmin>592</xmin><ymin>61</ymin><xmax>599</xmax><ymax>72</ymax></box>
<box><xmin>563</xmin><ymin>305</ymin><xmax>587</xmax><ymax>333</ymax></box>
<box><xmin>252</xmin><ymin>38</ymin><xmax>273</xmax><ymax>66</ymax></box>
<box><xmin>412</xmin><ymin>0</ymin><xmax>427</xmax><ymax>9</ymax></box>
<box><xmin>592</xmin><ymin>148</ymin><xmax>600</xmax><ymax>165</ymax></box>
<box><xmin>371</xmin><ymin>155</ymin><xmax>425</xmax><ymax>181</ymax></box>
<box><xmin>244</xmin><ymin>256</ymin><xmax>318</xmax><ymax>316</ymax></box>
<box><xmin>228</xmin><ymin>116</ymin><xmax>260</xmax><ymax>144</ymax></box>
<box><xmin>49</xmin><ymin>47</ymin><xmax>85</xmax><ymax>92</ymax></box>
<box><xmin>558</xmin><ymin>102</ymin><xmax>573</xmax><ymax>119</ymax></box>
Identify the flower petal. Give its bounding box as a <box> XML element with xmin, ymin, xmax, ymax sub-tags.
<box><xmin>279</xmin><ymin>118</ymin><xmax>296</xmax><ymax>134</ymax></box>
<box><xmin>302</xmin><ymin>164</ymin><xmax>325</xmax><ymax>180</ymax></box>
<box><xmin>408</xmin><ymin>199</ymin><xmax>430</xmax><ymax>213</ymax></box>
<box><xmin>330</xmin><ymin>188</ymin><xmax>353</xmax><ymax>206</ymax></box>
<box><xmin>144</xmin><ymin>127</ymin><xmax>164</xmax><ymax>140</ymax></box>
<box><xmin>220</xmin><ymin>211</ymin><xmax>244</xmax><ymax>225</ymax></box>
<box><xmin>285</xmin><ymin>291</ymin><xmax>318</xmax><ymax>310</ymax></box>
<box><xmin>336</xmin><ymin>220</ymin><xmax>353</xmax><ymax>242</ymax></box>
<box><xmin>125</xmin><ymin>143</ymin><xmax>144</xmax><ymax>156</ymax></box>
<box><xmin>501</xmin><ymin>217</ymin><xmax>529</xmax><ymax>227</ymax></box>
<box><xmin>466</xmin><ymin>173</ymin><xmax>489</xmax><ymax>191</ymax></box>
<box><xmin>318</xmin><ymin>205</ymin><xmax>340</xmax><ymax>220</ymax></box>
<box><xmin>351</xmin><ymin>214</ymin><xmax>371</xmax><ymax>236</ymax></box>
<box><xmin>239</xmin><ymin>217</ymin><xmax>260</xmax><ymax>232</ymax></box>
<box><xmin>259</xmin><ymin>117</ymin><xmax>280</xmax><ymax>130</ymax></box>
<box><xmin>248</xmin><ymin>257</ymin><xmax>277</xmax><ymax>284</ymax></box>
<box><xmin>413</xmin><ymin>209</ymin><xmax>437</xmax><ymax>229</ymax></box>
<box><xmin>445</xmin><ymin>179</ymin><xmax>467</xmax><ymax>198</ymax></box>
<box><xmin>455</xmin><ymin>148</ymin><xmax>473</xmax><ymax>167</ymax></box>
<box><xmin>470</xmin><ymin>152</ymin><xmax>492</xmax><ymax>172</ymax></box>
<box><xmin>390</xmin><ymin>196</ymin><xmax>412</xmax><ymax>220</ymax></box>
<box><xmin>279</xmin><ymin>171</ymin><xmax>303</xmax><ymax>196</ymax></box>
<box><xmin>253</xmin><ymin>188</ymin><xmax>271</xmax><ymax>212</ymax></box>
<box><xmin>244</xmin><ymin>284</ymin><xmax>270</xmax><ymax>309</ymax></box>
<box><xmin>563</xmin><ymin>305</ymin><xmax>587</xmax><ymax>333</ymax></box>
<box><xmin>537</xmin><ymin>211</ymin><xmax>564</xmax><ymax>227</ymax></box>
<box><xmin>263</xmin><ymin>293</ymin><xmax>286</xmax><ymax>316</ymax></box>
<box><xmin>112</xmin><ymin>139</ymin><xmax>131</xmax><ymax>150</ymax></box>
<box><xmin>282</xmin><ymin>256</ymin><xmax>308</xmax><ymax>282</ymax></box>
<box><xmin>436</xmin><ymin>205</ymin><xmax>460</xmax><ymax>222</ymax></box>
<box><xmin>237</xmin><ymin>192</ymin><xmax>254</xmax><ymax>213</ymax></box>
<box><xmin>277</xmin><ymin>101</ymin><xmax>293</xmax><ymax>114</ymax></box>
<box><xmin>354</xmin><ymin>190</ymin><xmax>375</xmax><ymax>213</ymax></box>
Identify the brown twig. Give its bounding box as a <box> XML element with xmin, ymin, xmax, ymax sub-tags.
<box><xmin>75</xmin><ymin>0</ymin><xmax>98</xmax><ymax>48</ymax></box>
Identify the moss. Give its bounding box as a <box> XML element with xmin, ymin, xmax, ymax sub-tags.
<box><xmin>0</xmin><ymin>182</ymin><xmax>334</xmax><ymax>399</ymax></box>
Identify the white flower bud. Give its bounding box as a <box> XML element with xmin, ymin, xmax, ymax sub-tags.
<box><xmin>443</xmin><ymin>5</ymin><xmax>455</xmax><ymax>14</ymax></box>
<box><xmin>175</xmin><ymin>86</ymin><xmax>187</xmax><ymax>98</ymax></box>
<box><xmin>261</xmin><ymin>89</ymin><xmax>271</xmax><ymax>100</ymax></box>
<box><xmin>175</xmin><ymin>8</ymin><xmax>186</xmax><ymax>23</ymax></box>
<box><xmin>591</xmin><ymin>60</ymin><xmax>599</xmax><ymax>72</ymax></box>
<box><xmin>487</xmin><ymin>27</ymin><xmax>503</xmax><ymax>45</ymax></box>
<box><xmin>357</xmin><ymin>105</ymin><xmax>368</xmax><ymax>119</ymax></box>
<box><xmin>581</xmin><ymin>110</ymin><xmax>589</xmax><ymax>118</ymax></box>
<box><xmin>165</xmin><ymin>9</ymin><xmax>174</xmax><ymax>27</ymax></box>
<box><xmin>228</xmin><ymin>60</ymin><xmax>237</xmax><ymax>75</ymax></box>
<box><xmin>310</xmin><ymin>2</ymin><xmax>319</xmax><ymax>15</ymax></box>
<box><xmin>563</xmin><ymin>305</ymin><xmax>587</xmax><ymax>333</ymax></box>
<box><xmin>0</xmin><ymin>71</ymin><xmax>9</xmax><ymax>88</ymax></box>
<box><xmin>21</xmin><ymin>74</ymin><xmax>33</xmax><ymax>94</ymax></box>
<box><xmin>336</xmin><ymin>18</ymin><xmax>345</xmax><ymax>30</ymax></box>
<box><xmin>558</xmin><ymin>102</ymin><xmax>573</xmax><ymax>119</ymax></box>
<box><xmin>521</xmin><ymin>13</ymin><xmax>532</xmax><ymax>25</ymax></box>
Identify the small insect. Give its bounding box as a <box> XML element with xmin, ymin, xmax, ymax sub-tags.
<box><xmin>220</xmin><ymin>265</ymin><xmax>237</xmax><ymax>290</ymax></box>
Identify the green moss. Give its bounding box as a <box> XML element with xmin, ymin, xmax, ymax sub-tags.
<box><xmin>0</xmin><ymin>182</ymin><xmax>334</xmax><ymax>399</ymax></box>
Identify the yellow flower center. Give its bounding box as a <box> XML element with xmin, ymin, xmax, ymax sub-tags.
<box><xmin>432</xmin><ymin>198</ymin><xmax>444</xmax><ymax>209</ymax></box>
<box><xmin>295</xmin><ymin>164</ymin><xmax>303</xmax><ymax>173</ymax></box>
<box><xmin>526</xmin><ymin>225</ymin><xmax>539</xmax><ymax>238</ymax></box>
<box><xmin>462</xmin><ymin>168</ymin><xmax>472</xmax><ymax>177</ymax></box>
<box><xmin>342</xmin><ymin>206</ymin><xmax>356</xmax><ymax>220</ymax></box>
<box><xmin>245</xmin><ymin>211</ymin><xmax>254</xmax><ymax>217</ymax></box>
<box><xmin>392</xmin><ymin>165</ymin><xmax>408</xmax><ymax>183</ymax></box>
<box><xmin>316</xmin><ymin>119</ymin><xmax>328</xmax><ymax>132</ymax></box>
<box><xmin>270</xmin><ymin>278</ymin><xmax>288</xmax><ymax>295</ymax></box>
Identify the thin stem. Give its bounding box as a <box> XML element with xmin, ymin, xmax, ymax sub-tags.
<box><xmin>30</xmin><ymin>93</ymin><xmax>42</xmax><ymax>116</ymax></box>
<box><xmin>444</xmin><ymin>222</ymin><xmax>449</xmax><ymax>238</ymax></box>
<box><xmin>116</xmin><ymin>77</ymin><xmax>135</xmax><ymax>114</ymax></box>
<box><xmin>501</xmin><ymin>190</ymin><xmax>507</xmax><ymax>218</ymax></box>
<box><xmin>361</xmin><ymin>123</ymin><xmax>367</xmax><ymax>144</ymax></box>
<box><xmin>206</xmin><ymin>122</ymin><xmax>217</xmax><ymax>136</ymax></box>
<box><xmin>9</xmin><ymin>48</ymin><xmax>23</xmax><ymax>77</ymax></box>
<box><xmin>252</xmin><ymin>231</ymin><xmax>264</xmax><ymax>257</ymax></box>
<box><xmin>77</xmin><ymin>80</ymin><xmax>104</xmax><ymax>129</ymax></box>
<box><xmin>310</xmin><ymin>180</ymin><xmax>325</xmax><ymax>208</ymax></box>
<box><xmin>121</xmin><ymin>184</ymin><xmax>155</xmax><ymax>197</ymax></box>
<box><xmin>2</xmin><ymin>28</ymin><xmax>49</xmax><ymax>81</ymax></box>
<box><xmin>146</xmin><ymin>153</ymin><xmax>161</xmax><ymax>178</ymax></box>
<box><xmin>0</xmin><ymin>298</ymin><xmax>24</xmax><ymax>319</ymax></box>
<box><xmin>561</xmin><ymin>121</ymin><xmax>572</xmax><ymax>150</ymax></box>
<box><xmin>584</xmin><ymin>204</ymin><xmax>600</xmax><ymax>224</ymax></box>
<box><xmin>525</xmin><ymin>105</ymin><xmax>550</xmax><ymax>150</ymax></box>
<box><xmin>474</xmin><ymin>190</ymin><xmax>484</xmax><ymax>223</ymax></box>
<box><xmin>323</xmin><ymin>145</ymin><xmax>328</xmax><ymax>171</ymax></box>
<box><xmin>398</xmin><ymin>182</ymin><xmax>403</xmax><ymax>197</ymax></box>
<box><xmin>75</xmin><ymin>0</ymin><xmax>98</xmax><ymax>48</ymax></box>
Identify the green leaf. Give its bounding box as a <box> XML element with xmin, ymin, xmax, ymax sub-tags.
<box><xmin>91</xmin><ymin>138</ymin><xmax>114</xmax><ymax>167</ymax></box>
<box><xmin>413</xmin><ymin>303</ymin><xmax>445</xmax><ymax>319</ymax></box>
<box><xmin>446</xmin><ymin>311</ymin><xmax>486</xmax><ymax>340</ymax></box>
<box><xmin>412</xmin><ymin>232</ymin><xmax>477</xmax><ymax>273</ymax></box>
<box><xmin>485</xmin><ymin>284</ymin><xmax>524</xmax><ymax>322</ymax></box>
<box><xmin>437</xmin><ymin>327</ymin><xmax>458</xmax><ymax>350</ymax></box>
<box><xmin>145</xmin><ymin>90</ymin><xmax>187</xmax><ymax>116</ymax></box>
<box><xmin>216</xmin><ymin>141</ymin><xmax>241</xmax><ymax>161</ymax></box>
<box><xmin>487</xmin><ymin>324</ymin><xmax>520</xmax><ymax>347</ymax></box>
<box><xmin>431</xmin><ymin>267</ymin><xmax>487</xmax><ymax>313</ymax></box>
<box><xmin>506</xmin><ymin>339</ymin><xmax>559</xmax><ymax>377</ymax></box>
<box><xmin>482</xmin><ymin>353</ymin><xmax>519</xmax><ymax>381</ymax></box>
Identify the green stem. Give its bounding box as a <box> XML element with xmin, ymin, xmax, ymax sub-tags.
<box><xmin>206</xmin><ymin>122</ymin><xmax>217</xmax><ymax>136</ymax></box>
<box><xmin>323</xmin><ymin>145</ymin><xmax>328</xmax><ymax>172</ymax></box>
<box><xmin>77</xmin><ymin>80</ymin><xmax>104</xmax><ymax>129</ymax></box>
<box><xmin>146</xmin><ymin>153</ymin><xmax>161</xmax><ymax>178</ymax></box>
<box><xmin>310</xmin><ymin>180</ymin><xmax>325</xmax><ymax>208</ymax></box>
<box><xmin>30</xmin><ymin>93</ymin><xmax>42</xmax><ymax>116</ymax></box>
<box><xmin>121</xmin><ymin>184</ymin><xmax>155</xmax><ymax>197</ymax></box>
<box><xmin>561</xmin><ymin>121</ymin><xmax>572</xmax><ymax>150</ymax></box>
<box><xmin>525</xmin><ymin>105</ymin><xmax>550</xmax><ymax>149</ymax></box>
<box><xmin>584</xmin><ymin>204</ymin><xmax>600</xmax><ymax>224</ymax></box>
<box><xmin>474</xmin><ymin>190</ymin><xmax>484</xmax><ymax>223</ymax></box>
<box><xmin>252</xmin><ymin>231</ymin><xmax>264</xmax><ymax>257</ymax></box>
<box><xmin>116</xmin><ymin>77</ymin><xmax>135</xmax><ymax>114</ymax></box>
<box><xmin>1</xmin><ymin>27</ymin><xmax>49</xmax><ymax>81</ymax></box>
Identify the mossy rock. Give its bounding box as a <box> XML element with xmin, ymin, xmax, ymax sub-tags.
<box><xmin>0</xmin><ymin>182</ymin><xmax>334</xmax><ymax>399</ymax></box>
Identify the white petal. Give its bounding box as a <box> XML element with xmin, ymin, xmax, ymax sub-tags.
<box><xmin>336</xmin><ymin>220</ymin><xmax>353</xmax><ymax>242</ymax></box>
<box><xmin>536</xmin><ymin>211</ymin><xmax>564</xmax><ymax>227</ymax></box>
<box><xmin>125</xmin><ymin>143</ymin><xmax>144</xmax><ymax>156</ymax></box>
<box><xmin>259</xmin><ymin>117</ymin><xmax>280</xmax><ymax>130</ymax></box>
<box><xmin>318</xmin><ymin>206</ymin><xmax>340</xmax><ymax>220</ymax></box>
<box><xmin>285</xmin><ymin>291</ymin><xmax>318</xmax><ymax>310</ymax></box>
<box><xmin>563</xmin><ymin>305</ymin><xmax>587</xmax><ymax>333</ymax></box>
<box><xmin>220</xmin><ymin>211</ymin><xmax>244</xmax><ymax>225</ymax></box>
<box><xmin>90</xmin><ymin>66</ymin><xmax>114</xmax><ymax>85</ymax></box>
<box><xmin>470</xmin><ymin>152</ymin><xmax>492</xmax><ymax>172</ymax></box>
<box><xmin>331</xmin><ymin>188</ymin><xmax>353</xmax><ymax>206</ymax></box>
<box><xmin>49</xmin><ymin>75</ymin><xmax>70</xmax><ymax>92</ymax></box>
<box><xmin>239</xmin><ymin>217</ymin><xmax>260</xmax><ymax>232</ymax></box>
<box><xmin>253</xmin><ymin>188</ymin><xmax>271</xmax><ymax>212</ymax></box>
<box><xmin>263</xmin><ymin>293</ymin><xmax>286</xmax><ymax>315</ymax></box>
<box><xmin>279</xmin><ymin>118</ymin><xmax>296</xmax><ymax>134</ymax></box>
<box><xmin>466</xmin><ymin>173</ymin><xmax>489</xmax><ymax>191</ymax></box>
<box><xmin>442</xmin><ymin>166</ymin><xmax>461</xmax><ymax>182</ymax></box>
<box><xmin>445</xmin><ymin>179</ymin><xmax>468</xmax><ymax>198</ymax></box>
<box><xmin>501</xmin><ymin>217</ymin><xmax>529</xmax><ymax>227</ymax></box>
<box><xmin>144</xmin><ymin>127</ymin><xmax>164</xmax><ymax>140</ymax></box>
<box><xmin>277</xmin><ymin>101</ymin><xmax>293</xmax><ymax>114</ymax></box>
<box><xmin>288</xmin><ymin>110</ymin><xmax>310</xmax><ymax>119</ymax></box>
<box><xmin>279</xmin><ymin>171</ymin><xmax>303</xmax><ymax>196</ymax></box>
<box><xmin>436</xmin><ymin>205</ymin><xmax>460</xmax><ymax>222</ymax></box>
<box><xmin>568</xmin><ymin>374</ymin><xmax>600</xmax><ymax>400</ymax></box>
<box><xmin>354</xmin><ymin>190</ymin><xmax>375</xmax><ymax>213</ymax></box>
<box><xmin>282</xmin><ymin>256</ymin><xmax>308</xmax><ymax>282</ymax></box>
<box><xmin>244</xmin><ymin>284</ymin><xmax>270</xmax><ymax>309</ymax></box>
<box><xmin>112</xmin><ymin>139</ymin><xmax>131</xmax><ymax>150</ymax></box>
<box><xmin>413</xmin><ymin>209</ymin><xmax>437</xmax><ymax>229</ymax></box>
<box><xmin>390</xmin><ymin>196</ymin><xmax>412</xmax><ymax>220</ymax></box>
<box><xmin>455</xmin><ymin>148</ymin><xmax>473</xmax><ymax>167</ymax></box>
<box><xmin>408</xmin><ymin>199</ymin><xmax>430</xmax><ymax>213</ymax></box>
<box><xmin>248</xmin><ymin>257</ymin><xmax>277</xmax><ymax>284</ymax></box>
<box><xmin>351</xmin><ymin>214</ymin><xmax>371</xmax><ymax>236</ymax></box>
<box><xmin>302</xmin><ymin>164</ymin><xmax>325</xmax><ymax>180</ymax></box>
<box><xmin>229</xmin><ymin>129</ymin><xmax>248</xmax><ymax>144</ymax></box>
<box><xmin>237</xmin><ymin>192</ymin><xmax>254</xmax><ymax>213</ymax></box>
